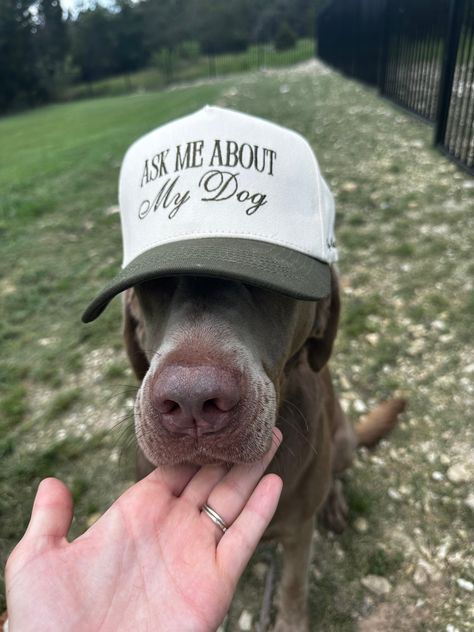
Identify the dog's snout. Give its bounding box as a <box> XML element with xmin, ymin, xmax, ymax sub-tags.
<box><xmin>152</xmin><ymin>365</ymin><xmax>241</xmax><ymax>436</ymax></box>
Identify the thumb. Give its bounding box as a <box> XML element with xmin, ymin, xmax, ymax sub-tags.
<box><xmin>24</xmin><ymin>477</ymin><xmax>74</xmax><ymax>544</ymax></box>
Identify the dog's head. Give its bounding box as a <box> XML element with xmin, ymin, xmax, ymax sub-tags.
<box><xmin>123</xmin><ymin>270</ymin><xmax>339</xmax><ymax>466</ymax></box>
<box><xmin>79</xmin><ymin>109</ymin><xmax>340</xmax><ymax>466</ymax></box>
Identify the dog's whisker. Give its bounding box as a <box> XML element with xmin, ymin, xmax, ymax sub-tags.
<box><xmin>278</xmin><ymin>414</ymin><xmax>318</xmax><ymax>459</ymax></box>
<box><xmin>108</xmin><ymin>412</ymin><xmax>136</xmax><ymax>432</ymax></box>
<box><xmin>281</xmin><ymin>399</ymin><xmax>309</xmax><ymax>432</ymax></box>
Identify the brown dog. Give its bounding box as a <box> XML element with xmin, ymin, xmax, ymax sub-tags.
<box><xmin>122</xmin><ymin>268</ymin><xmax>405</xmax><ymax>631</ymax></box>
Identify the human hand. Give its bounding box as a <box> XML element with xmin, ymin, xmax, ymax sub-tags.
<box><xmin>6</xmin><ymin>430</ymin><xmax>282</xmax><ymax>632</ymax></box>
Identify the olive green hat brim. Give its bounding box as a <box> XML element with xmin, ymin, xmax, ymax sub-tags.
<box><xmin>81</xmin><ymin>237</ymin><xmax>330</xmax><ymax>323</ymax></box>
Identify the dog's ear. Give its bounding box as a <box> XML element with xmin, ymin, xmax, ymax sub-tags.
<box><xmin>123</xmin><ymin>288</ymin><xmax>149</xmax><ymax>381</ymax></box>
<box><xmin>305</xmin><ymin>267</ymin><xmax>340</xmax><ymax>372</ymax></box>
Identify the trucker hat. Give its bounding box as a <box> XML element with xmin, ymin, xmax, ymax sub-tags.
<box><xmin>82</xmin><ymin>105</ymin><xmax>337</xmax><ymax>322</ymax></box>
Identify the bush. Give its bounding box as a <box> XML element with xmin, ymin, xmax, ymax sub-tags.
<box><xmin>177</xmin><ymin>41</ymin><xmax>201</xmax><ymax>61</ymax></box>
<box><xmin>152</xmin><ymin>48</ymin><xmax>176</xmax><ymax>82</ymax></box>
<box><xmin>274</xmin><ymin>21</ymin><xmax>297</xmax><ymax>51</ymax></box>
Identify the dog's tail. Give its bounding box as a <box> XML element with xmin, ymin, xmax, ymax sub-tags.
<box><xmin>355</xmin><ymin>398</ymin><xmax>407</xmax><ymax>448</ymax></box>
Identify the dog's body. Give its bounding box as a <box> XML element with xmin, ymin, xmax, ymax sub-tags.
<box><xmin>123</xmin><ymin>271</ymin><xmax>405</xmax><ymax>631</ymax></box>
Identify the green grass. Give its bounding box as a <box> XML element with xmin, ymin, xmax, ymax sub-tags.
<box><xmin>1</xmin><ymin>60</ymin><xmax>473</xmax><ymax>630</ymax></box>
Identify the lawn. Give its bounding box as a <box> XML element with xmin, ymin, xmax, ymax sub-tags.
<box><xmin>1</xmin><ymin>61</ymin><xmax>473</xmax><ymax>630</ymax></box>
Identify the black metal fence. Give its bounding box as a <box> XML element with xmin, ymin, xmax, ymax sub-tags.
<box><xmin>317</xmin><ymin>0</ymin><xmax>474</xmax><ymax>174</ymax></box>
<box><xmin>317</xmin><ymin>0</ymin><xmax>385</xmax><ymax>86</ymax></box>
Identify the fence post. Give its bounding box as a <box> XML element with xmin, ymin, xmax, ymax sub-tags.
<box><xmin>434</xmin><ymin>0</ymin><xmax>465</xmax><ymax>147</ymax></box>
<box><xmin>378</xmin><ymin>0</ymin><xmax>391</xmax><ymax>95</ymax></box>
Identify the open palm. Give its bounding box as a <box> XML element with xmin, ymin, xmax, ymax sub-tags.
<box><xmin>6</xmin><ymin>431</ymin><xmax>282</xmax><ymax>632</ymax></box>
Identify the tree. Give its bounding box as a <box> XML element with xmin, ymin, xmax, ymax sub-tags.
<box><xmin>274</xmin><ymin>20</ymin><xmax>297</xmax><ymax>51</ymax></box>
<box><xmin>191</xmin><ymin>0</ymin><xmax>251</xmax><ymax>54</ymax></box>
<box><xmin>141</xmin><ymin>0</ymin><xmax>189</xmax><ymax>55</ymax></box>
<box><xmin>70</xmin><ymin>6</ymin><xmax>116</xmax><ymax>82</ymax></box>
<box><xmin>36</xmin><ymin>0</ymin><xmax>68</xmax><ymax>77</ymax></box>
<box><xmin>0</xmin><ymin>0</ymin><xmax>41</xmax><ymax>111</ymax></box>
<box><xmin>112</xmin><ymin>0</ymin><xmax>148</xmax><ymax>74</ymax></box>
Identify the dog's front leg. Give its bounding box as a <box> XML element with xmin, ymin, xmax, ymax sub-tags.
<box><xmin>273</xmin><ymin>515</ymin><xmax>315</xmax><ymax>632</ymax></box>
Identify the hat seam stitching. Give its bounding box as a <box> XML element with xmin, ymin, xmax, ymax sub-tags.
<box><xmin>122</xmin><ymin>231</ymin><xmax>321</xmax><ymax>267</ymax></box>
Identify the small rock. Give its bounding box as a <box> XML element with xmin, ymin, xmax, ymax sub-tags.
<box><xmin>465</xmin><ymin>493</ymin><xmax>474</xmax><ymax>511</ymax></box>
<box><xmin>446</xmin><ymin>625</ymin><xmax>460</xmax><ymax>632</ymax></box>
<box><xmin>439</xmin><ymin>333</ymin><xmax>454</xmax><ymax>343</ymax></box>
<box><xmin>361</xmin><ymin>575</ymin><xmax>392</xmax><ymax>596</ymax></box>
<box><xmin>340</xmin><ymin>398</ymin><xmax>351</xmax><ymax>414</ymax></box>
<box><xmin>354</xmin><ymin>399</ymin><xmax>367</xmax><ymax>413</ymax></box>
<box><xmin>432</xmin><ymin>471</ymin><xmax>444</xmax><ymax>481</ymax></box>
<box><xmin>365</xmin><ymin>332</ymin><xmax>380</xmax><ymax>346</ymax></box>
<box><xmin>341</xmin><ymin>181</ymin><xmax>358</xmax><ymax>192</ymax></box>
<box><xmin>413</xmin><ymin>559</ymin><xmax>436</xmax><ymax>586</ymax></box>
<box><xmin>279</xmin><ymin>84</ymin><xmax>290</xmax><ymax>94</ymax></box>
<box><xmin>408</xmin><ymin>338</ymin><xmax>426</xmax><ymax>356</ymax></box>
<box><xmin>388</xmin><ymin>487</ymin><xmax>403</xmax><ymax>501</ymax></box>
<box><xmin>238</xmin><ymin>610</ymin><xmax>253</xmax><ymax>631</ymax></box>
<box><xmin>431</xmin><ymin>319</ymin><xmax>447</xmax><ymax>331</ymax></box>
<box><xmin>252</xmin><ymin>562</ymin><xmax>267</xmax><ymax>581</ymax></box>
<box><xmin>105</xmin><ymin>205</ymin><xmax>120</xmax><ymax>215</ymax></box>
<box><xmin>447</xmin><ymin>461</ymin><xmax>473</xmax><ymax>484</ymax></box>
<box><xmin>353</xmin><ymin>517</ymin><xmax>369</xmax><ymax>533</ymax></box>
<box><xmin>340</xmin><ymin>375</ymin><xmax>351</xmax><ymax>390</ymax></box>
<box><xmin>413</xmin><ymin>564</ymin><xmax>428</xmax><ymax>586</ymax></box>
<box><xmin>38</xmin><ymin>337</ymin><xmax>56</xmax><ymax>347</ymax></box>
<box><xmin>456</xmin><ymin>578</ymin><xmax>474</xmax><ymax>592</ymax></box>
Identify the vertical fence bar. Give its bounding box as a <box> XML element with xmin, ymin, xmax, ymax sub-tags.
<box><xmin>435</xmin><ymin>0</ymin><xmax>466</xmax><ymax>146</ymax></box>
<box><xmin>461</xmin><ymin>4</ymin><xmax>474</xmax><ymax>168</ymax></box>
<box><xmin>453</xmin><ymin>0</ymin><xmax>474</xmax><ymax>159</ymax></box>
<box><xmin>378</xmin><ymin>0</ymin><xmax>390</xmax><ymax>94</ymax></box>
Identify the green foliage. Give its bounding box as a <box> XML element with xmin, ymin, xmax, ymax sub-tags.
<box><xmin>152</xmin><ymin>48</ymin><xmax>177</xmax><ymax>83</ymax></box>
<box><xmin>0</xmin><ymin>0</ymin><xmax>318</xmax><ymax>112</ymax></box>
<box><xmin>0</xmin><ymin>0</ymin><xmax>42</xmax><ymax>111</ymax></box>
<box><xmin>177</xmin><ymin>40</ymin><xmax>201</xmax><ymax>61</ymax></box>
<box><xmin>274</xmin><ymin>21</ymin><xmax>297</xmax><ymax>51</ymax></box>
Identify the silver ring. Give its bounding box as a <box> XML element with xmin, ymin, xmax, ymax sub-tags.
<box><xmin>201</xmin><ymin>503</ymin><xmax>228</xmax><ymax>533</ymax></box>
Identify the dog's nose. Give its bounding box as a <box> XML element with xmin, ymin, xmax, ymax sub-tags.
<box><xmin>152</xmin><ymin>365</ymin><xmax>241</xmax><ymax>436</ymax></box>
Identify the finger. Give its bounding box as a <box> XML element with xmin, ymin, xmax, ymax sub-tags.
<box><xmin>200</xmin><ymin>428</ymin><xmax>282</xmax><ymax>535</ymax></box>
<box><xmin>25</xmin><ymin>478</ymin><xmax>73</xmax><ymax>542</ymax></box>
<box><xmin>146</xmin><ymin>462</ymin><xmax>199</xmax><ymax>497</ymax></box>
<box><xmin>217</xmin><ymin>473</ymin><xmax>283</xmax><ymax>580</ymax></box>
<box><xmin>180</xmin><ymin>463</ymin><xmax>228</xmax><ymax>507</ymax></box>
